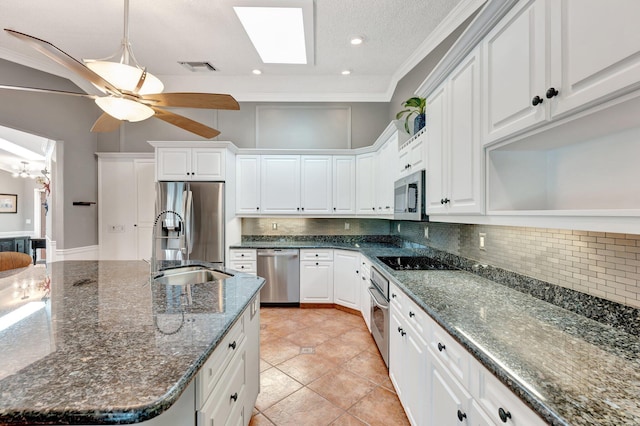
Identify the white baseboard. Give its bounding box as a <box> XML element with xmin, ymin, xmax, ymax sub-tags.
<box><xmin>0</xmin><ymin>231</ymin><xmax>36</xmax><ymax>238</ymax></box>
<box><xmin>53</xmin><ymin>244</ymin><xmax>99</xmax><ymax>261</ymax></box>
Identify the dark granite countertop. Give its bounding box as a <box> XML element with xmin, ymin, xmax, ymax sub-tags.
<box><xmin>232</xmin><ymin>239</ymin><xmax>640</xmax><ymax>425</ymax></box>
<box><xmin>0</xmin><ymin>261</ymin><xmax>264</xmax><ymax>425</ymax></box>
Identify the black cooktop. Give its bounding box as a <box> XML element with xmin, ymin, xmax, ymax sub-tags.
<box><xmin>377</xmin><ymin>256</ymin><xmax>457</xmax><ymax>271</ymax></box>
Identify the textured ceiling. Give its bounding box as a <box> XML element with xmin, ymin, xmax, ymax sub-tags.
<box><xmin>0</xmin><ymin>0</ymin><xmax>475</xmax><ymax>101</ymax></box>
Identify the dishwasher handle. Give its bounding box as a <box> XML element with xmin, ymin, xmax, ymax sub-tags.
<box><xmin>257</xmin><ymin>249</ymin><xmax>299</xmax><ymax>258</ymax></box>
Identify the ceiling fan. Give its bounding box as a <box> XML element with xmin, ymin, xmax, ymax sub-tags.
<box><xmin>1</xmin><ymin>0</ymin><xmax>239</xmax><ymax>139</ymax></box>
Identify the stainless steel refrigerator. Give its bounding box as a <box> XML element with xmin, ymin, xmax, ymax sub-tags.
<box><xmin>155</xmin><ymin>181</ymin><xmax>224</xmax><ymax>267</ymax></box>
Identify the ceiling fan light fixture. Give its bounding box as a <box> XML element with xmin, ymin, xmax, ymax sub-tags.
<box><xmin>95</xmin><ymin>96</ymin><xmax>154</xmax><ymax>122</ymax></box>
<box><xmin>85</xmin><ymin>61</ymin><xmax>164</xmax><ymax>95</ymax></box>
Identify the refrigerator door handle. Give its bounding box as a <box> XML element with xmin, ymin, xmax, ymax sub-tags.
<box><xmin>185</xmin><ymin>189</ymin><xmax>194</xmax><ymax>257</ymax></box>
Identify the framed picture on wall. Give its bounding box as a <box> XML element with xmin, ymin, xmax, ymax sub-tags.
<box><xmin>0</xmin><ymin>194</ymin><xmax>17</xmax><ymax>213</ymax></box>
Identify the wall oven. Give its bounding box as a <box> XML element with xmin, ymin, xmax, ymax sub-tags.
<box><xmin>394</xmin><ymin>169</ymin><xmax>427</xmax><ymax>221</ymax></box>
<box><xmin>368</xmin><ymin>266</ymin><xmax>389</xmax><ymax>367</ymax></box>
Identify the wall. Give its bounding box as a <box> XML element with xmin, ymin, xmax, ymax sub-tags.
<box><xmin>0</xmin><ymin>59</ymin><xmax>100</xmax><ymax>249</ymax></box>
<box><xmin>98</xmin><ymin>102</ymin><xmax>390</xmax><ymax>152</ymax></box>
<box><xmin>393</xmin><ymin>221</ymin><xmax>640</xmax><ymax>309</ymax></box>
<box><xmin>241</xmin><ymin>218</ymin><xmax>389</xmax><ymax>239</ymax></box>
<box><xmin>0</xmin><ymin>169</ymin><xmax>38</xmax><ymax>234</ymax></box>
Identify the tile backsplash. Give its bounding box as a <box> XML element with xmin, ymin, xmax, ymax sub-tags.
<box><xmin>393</xmin><ymin>221</ymin><xmax>640</xmax><ymax>309</ymax></box>
<box><xmin>242</xmin><ymin>218</ymin><xmax>640</xmax><ymax>309</ymax></box>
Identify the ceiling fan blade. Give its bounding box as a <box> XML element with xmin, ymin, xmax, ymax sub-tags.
<box><xmin>91</xmin><ymin>113</ymin><xmax>122</xmax><ymax>133</ymax></box>
<box><xmin>0</xmin><ymin>84</ymin><xmax>97</xmax><ymax>99</ymax></box>
<box><xmin>141</xmin><ymin>93</ymin><xmax>240</xmax><ymax>110</ymax></box>
<box><xmin>4</xmin><ymin>29</ymin><xmax>122</xmax><ymax>95</ymax></box>
<box><xmin>152</xmin><ymin>107</ymin><xmax>221</xmax><ymax>139</ymax></box>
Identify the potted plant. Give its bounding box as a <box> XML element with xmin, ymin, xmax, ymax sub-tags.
<box><xmin>396</xmin><ymin>96</ymin><xmax>426</xmax><ymax>134</ymax></box>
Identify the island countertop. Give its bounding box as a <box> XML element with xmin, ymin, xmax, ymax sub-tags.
<box><xmin>0</xmin><ymin>261</ymin><xmax>264</xmax><ymax>425</ymax></box>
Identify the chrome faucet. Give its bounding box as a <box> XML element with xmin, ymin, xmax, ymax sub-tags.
<box><xmin>151</xmin><ymin>210</ymin><xmax>186</xmax><ymax>276</ymax></box>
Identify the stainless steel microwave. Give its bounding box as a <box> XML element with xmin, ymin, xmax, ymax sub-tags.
<box><xmin>394</xmin><ymin>169</ymin><xmax>427</xmax><ymax>221</ymax></box>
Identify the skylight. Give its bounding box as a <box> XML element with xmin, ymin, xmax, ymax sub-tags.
<box><xmin>234</xmin><ymin>6</ymin><xmax>310</xmax><ymax>64</ymax></box>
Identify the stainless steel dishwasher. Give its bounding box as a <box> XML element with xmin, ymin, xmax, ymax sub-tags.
<box><xmin>257</xmin><ymin>249</ymin><xmax>300</xmax><ymax>306</ymax></box>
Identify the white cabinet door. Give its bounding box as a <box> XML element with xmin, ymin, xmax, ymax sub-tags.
<box><xmin>157</xmin><ymin>148</ymin><xmax>225</xmax><ymax>181</ymax></box>
<box><xmin>300</xmin><ymin>155</ymin><xmax>332</xmax><ymax>215</ymax></box>
<box><xmin>332</xmin><ymin>156</ymin><xmax>356</xmax><ymax>215</ymax></box>
<box><xmin>549</xmin><ymin>0</ymin><xmax>640</xmax><ymax>118</ymax></box>
<box><xmin>333</xmin><ymin>250</ymin><xmax>360</xmax><ymax>310</ymax></box>
<box><xmin>134</xmin><ymin>160</ymin><xmax>156</xmax><ymax>260</ymax></box>
<box><xmin>389</xmin><ymin>309</ymin><xmax>405</xmax><ymax>400</ymax></box>
<box><xmin>375</xmin><ymin>136</ymin><xmax>398</xmax><ymax>215</ymax></box>
<box><xmin>430</xmin><ymin>351</ymin><xmax>472</xmax><ymax>426</ymax></box>
<box><xmin>300</xmin><ymin>260</ymin><xmax>334</xmax><ymax>303</ymax></box>
<box><xmin>448</xmin><ymin>51</ymin><xmax>483</xmax><ymax>214</ymax></box>
<box><xmin>157</xmin><ymin>148</ymin><xmax>191</xmax><ymax>181</ymax></box>
<box><xmin>482</xmin><ymin>0</ymin><xmax>546</xmax><ymax>144</ymax></box>
<box><xmin>355</xmin><ymin>153</ymin><xmax>376</xmax><ymax>215</ymax></box>
<box><xmin>408</xmin><ymin>135</ymin><xmax>426</xmax><ymax>172</ymax></box>
<box><xmin>245</xmin><ymin>297</ymin><xmax>260</xmax><ymax>413</ymax></box>
<box><xmin>359</xmin><ymin>256</ymin><xmax>372</xmax><ymax>331</ymax></box>
<box><xmin>236</xmin><ymin>156</ymin><xmax>261</xmax><ymax>214</ymax></box>
<box><xmin>260</xmin><ymin>156</ymin><xmax>301</xmax><ymax>214</ymax></box>
<box><xmin>191</xmin><ymin>148</ymin><xmax>224</xmax><ymax>180</ymax></box>
<box><xmin>426</xmin><ymin>84</ymin><xmax>448</xmax><ymax>215</ymax></box>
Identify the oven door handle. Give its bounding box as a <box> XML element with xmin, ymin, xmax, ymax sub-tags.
<box><xmin>368</xmin><ymin>286</ymin><xmax>389</xmax><ymax>310</ymax></box>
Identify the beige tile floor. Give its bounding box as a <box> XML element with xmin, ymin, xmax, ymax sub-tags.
<box><xmin>250</xmin><ymin>307</ymin><xmax>410</xmax><ymax>426</ymax></box>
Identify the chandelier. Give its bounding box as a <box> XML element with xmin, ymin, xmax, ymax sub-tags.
<box><xmin>12</xmin><ymin>161</ymin><xmax>36</xmax><ymax>179</ymax></box>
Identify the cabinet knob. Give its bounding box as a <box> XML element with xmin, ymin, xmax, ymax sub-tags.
<box><xmin>356</xmin><ymin>270</ymin><xmax>359</xmax><ymax>274</ymax></box>
<box><xmin>133</xmin><ymin>224</ymin><xmax>137</xmax><ymax>227</ymax></box>
<box><xmin>241</xmin><ymin>254</ymin><xmax>245</xmax><ymax>257</ymax></box>
<box><xmin>401</xmin><ymin>330</ymin><xmax>406</xmax><ymax>336</ymax></box>
<box><xmin>333</xmin><ymin>207</ymin><xmax>336</xmax><ymax>211</ymax></box>
<box><xmin>297</xmin><ymin>207</ymin><xmax>300</xmax><ymax>211</ymax></box>
<box><xmin>438</xmin><ymin>342</ymin><xmax>446</xmax><ymax>352</ymax></box>
<box><xmin>256</xmin><ymin>207</ymin><xmax>260</xmax><ymax>210</ymax></box>
<box><xmin>457</xmin><ymin>410</ymin><xmax>467</xmax><ymax>422</ymax></box>
<box><xmin>240</xmin><ymin>266</ymin><xmax>245</xmax><ymax>269</ymax></box>
<box><xmin>444</xmin><ymin>198</ymin><xmax>450</xmax><ymax>204</ymax></box>
<box><xmin>301</xmin><ymin>207</ymin><xmax>304</xmax><ymax>211</ymax></box>
<box><xmin>531</xmin><ymin>95</ymin><xmax>544</xmax><ymax>106</ymax></box>
<box><xmin>316</xmin><ymin>262</ymin><xmax>319</xmax><ymax>266</ymax></box>
<box><xmin>362</xmin><ymin>276</ymin><xmax>366</xmax><ymax>280</ymax></box>
<box><xmin>409</xmin><ymin>311</ymin><xmax>415</xmax><ymax>318</ymax></box>
<box><xmin>230</xmin><ymin>392</ymin><xmax>238</xmax><ymax>402</ymax></box>
<box><xmin>315</xmin><ymin>254</ymin><xmax>319</xmax><ymax>257</ymax></box>
<box><xmin>498</xmin><ymin>408</ymin><xmax>512</xmax><ymax>423</ymax></box>
<box><xmin>545</xmin><ymin>87</ymin><xmax>559</xmax><ymax>99</ymax></box>
<box><xmin>229</xmin><ymin>341</ymin><xmax>237</xmax><ymax>350</ymax></box>
<box><xmin>372</xmin><ymin>207</ymin><xmax>376</xmax><ymax>210</ymax></box>
<box><xmin>392</xmin><ymin>293</ymin><xmax>396</xmax><ymax>298</ymax></box>
<box><xmin>440</xmin><ymin>199</ymin><xmax>444</xmax><ymax>204</ymax></box>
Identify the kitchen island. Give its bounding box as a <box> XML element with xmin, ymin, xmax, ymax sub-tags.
<box><xmin>0</xmin><ymin>261</ymin><xmax>264</xmax><ymax>425</ymax></box>
<box><xmin>233</xmin><ymin>237</ymin><xmax>640</xmax><ymax>425</ymax></box>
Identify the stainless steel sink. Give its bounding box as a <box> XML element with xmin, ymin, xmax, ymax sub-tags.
<box><xmin>153</xmin><ymin>266</ymin><xmax>231</xmax><ymax>286</ymax></box>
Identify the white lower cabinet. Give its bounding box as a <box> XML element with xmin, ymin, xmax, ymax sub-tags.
<box><xmin>300</xmin><ymin>250</ymin><xmax>334</xmax><ymax>304</ymax></box>
<box><xmin>333</xmin><ymin>250</ymin><xmax>360</xmax><ymax>310</ymax></box>
<box><xmin>389</xmin><ymin>282</ymin><xmax>546</xmax><ymax>426</ymax></box>
<box><xmin>196</xmin><ymin>296</ymin><xmax>260</xmax><ymax>426</ymax></box>
<box><xmin>359</xmin><ymin>256</ymin><xmax>372</xmax><ymax>331</ymax></box>
<box><xmin>389</xmin><ymin>285</ymin><xmax>428</xmax><ymax>426</ymax></box>
<box><xmin>228</xmin><ymin>249</ymin><xmax>257</xmax><ymax>275</ymax></box>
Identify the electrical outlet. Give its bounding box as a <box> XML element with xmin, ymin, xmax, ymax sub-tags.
<box><xmin>108</xmin><ymin>225</ymin><xmax>125</xmax><ymax>233</ymax></box>
<box><xmin>344</xmin><ymin>222</ymin><xmax>350</xmax><ymax>230</ymax></box>
<box><xmin>271</xmin><ymin>223</ymin><xmax>277</xmax><ymax>230</ymax></box>
<box><xmin>424</xmin><ymin>226</ymin><xmax>429</xmax><ymax>239</ymax></box>
<box><xmin>479</xmin><ymin>232</ymin><xmax>486</xmax><ymax>250</ymax></box>
<box><xmin>25</xmin><ymin>219</ymin><xmax>31</xmax><ymax>224</ymax></box>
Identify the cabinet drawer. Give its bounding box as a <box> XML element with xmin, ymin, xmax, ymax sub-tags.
<box><xmin>404</xmin><ymin>298</ymin><xmax>429</xmax><ymax>338</ymax></box>
<box><xmin>229</xmin><ymin>261</ymin><xmax>256</xmax><ymax>274</ymax></box>
<box><xmin>476</xmin><ymin>362</ymin><xmax>546</xmax><ymax>426</ymax></box>
<box><xmin>430</xmin><ymin>321</ymin><xmax>470</xmax><ymax>387</ymax></box>
<box><xmin>300</xmin><ymin>249</ymin><xmax>333</xmax><ymax>261</ymax></box>
<box><xmin>389</xmin><ymin>283</ymin><xmax>405</xmax><ymax>311</ymax></box>
<box><xmin>196</xmin><ymin>315</ymin><xmax>246</xmax><ymax>409</ymax></box>
<box><xmin>229</xmin><ymin>249</ymin><xmax>257</xmax><ymax>261</ymax></box>
<box><xmin>198</xmin><ymin>347</ymin><xmax>247</xmax><ymax>426</ymax></box>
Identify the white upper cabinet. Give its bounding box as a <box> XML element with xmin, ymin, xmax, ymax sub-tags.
<box><xmin>426</xmin><ymin>49</ymin><xmax>483</xmax><ymax>215</ymax></box>
<box><xmin>236</xmin><ymin>155</ymin><xmax>261</xmax><ymax>214</ymax></box>
<box><xmin>332</xmin><ymin>156</ymin><xmax>356</xmax><ymax>215</ymax></box>
<box><xmin>376</xmin><ymin>134</ymin><xmax>398</xmax><ymax>215</ymax></box>
<box><xmin>483</xmin><ymin>0</ymin><xmax>640</xmax><ymax>145</ymax></box>
<box><xmin>156</xmin><ymin>147</ymin><xmax>225</xmax><ymax>181</ymax></box>
<box><xmin>260</xmin><ymin>156</ymin><xmax>301</xmax><ymax>214</ymax></box>
<box><xmin>398</xmin><ymin>131</ymin><xmax>426</xmax><ymax>178</ymax></box>
<box><xmin>548</xmin><ymin>0</ymin><xmax>640</xmax><ymax>117</ymax></box>
<box><xmin>300</xmin><ymin>155</ymin><xmax>332</xmax><ymax>215</ymax></box>
<box><xmin>482</xmin><ymin>0</ymin><xmax>546</xmax><ymax>144</ymax></box>
<box><xmin>355</xmin><ymin>153</ymin><xmax>377</xmax><ymax>215</ymax></box>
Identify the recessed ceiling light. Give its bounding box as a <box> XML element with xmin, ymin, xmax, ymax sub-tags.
<box><xmin>252</xmin><ymin>69</ymin><xmax>262</xmax><ymax>75</ymax></box>
<box><xmin>234</xmin><ymin>6</ymin><xmax>311</xmax><ymax>64</ymax></box>
<box><xmin>341</xmin><ymin>70</ymin><xmax>351</xmax><ymax>75</ymax></box>
<box><xmin>350</xmin><ymin>36</ymin><xmax>365</xmax><ymax>46</ymax></box>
